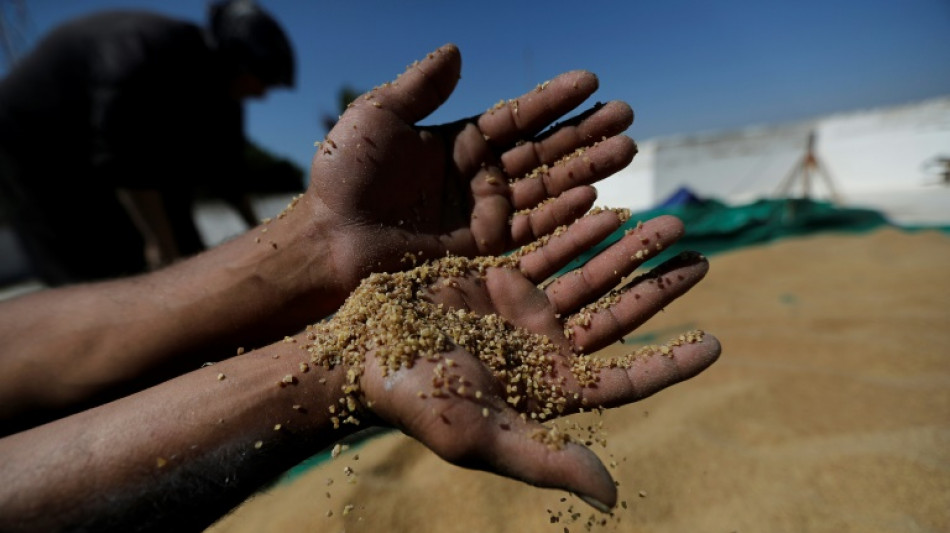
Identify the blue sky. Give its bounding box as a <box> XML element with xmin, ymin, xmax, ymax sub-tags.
<box><xmin>8</xmin><ymin>0</ymin><xmax>950</xmax><ymax>171</ymax></box>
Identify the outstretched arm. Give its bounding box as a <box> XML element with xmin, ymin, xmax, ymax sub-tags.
<box><xmin>0</xmin><ymin>317</ymin><xmax>356</xmax><ymax>533</ymax></box>
<box><xmin>0</xmin><ymin>44</ymin><xmax>635</xmax><ymax>431</ymax></box>
<box><xmin>0</xmin><ymin>209</ymin><xmax>719</xmax><ymax>532</ymax></box>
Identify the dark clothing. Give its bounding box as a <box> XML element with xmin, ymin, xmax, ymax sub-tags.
<box><xmin>0</xmin><ymin>11</ymin><xmax>245</xmax><ymax>285</ymax></box>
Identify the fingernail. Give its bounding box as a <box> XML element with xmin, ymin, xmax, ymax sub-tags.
<box><xmin>577</xmin><ymin>493</ymin><xmax>613</xmax><ymax>513</ymax></box>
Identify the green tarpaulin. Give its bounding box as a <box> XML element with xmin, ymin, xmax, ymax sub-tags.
<box><xmin>556</xmin><ymin>197</ymin><xmax>943</xmax><ymax>275</ymax></box>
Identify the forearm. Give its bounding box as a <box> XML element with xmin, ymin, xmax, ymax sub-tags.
<box><xmin>0</xmin><ymin>331</ymin><xmax>357</xmax><ymax>533</ymax></box>
<box><xmin>0</xmin><ymin>196</ymin><xmax>344</xmax><ymax>430</ymax></box>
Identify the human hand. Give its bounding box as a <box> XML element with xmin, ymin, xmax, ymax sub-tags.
<box><xmin>300</xmin><ymin>43</ymin><xmax>636</xmax><ymax>293</ymax></box>
<box><xmin>307</xmin><ymin>210</ymin><xmax>720</xmax><ymax>511</ymax></box>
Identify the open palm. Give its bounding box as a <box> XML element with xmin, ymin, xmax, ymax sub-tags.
<box><xmin>353</xmin><ymin>211</ymin><xmax>721</xmax><ymax>511</ymax></box>
<box><xmin>304</xmin><ymin>44</ymin><xmax>637</xmax><ymax>291</ymax></box>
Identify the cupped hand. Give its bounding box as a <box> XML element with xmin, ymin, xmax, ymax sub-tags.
<box><xmin>346</xmin><ymin>211</ymin><xmax>721</xmax><ymax>511</ymax></box>
<box><xmin>302</xmin><ymin>43</ymin><xmax>637</xmax><ymax>291</ymax></box>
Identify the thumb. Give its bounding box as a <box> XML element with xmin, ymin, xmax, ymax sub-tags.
<box><xmin>367</xmin><ymin>43</ymin><xmax>462</xmax><ymax>124</ymax></box>
<box><xmin>478</xmin><ymin>409</ymin><xmax>617</xmax><ymax>512</ymax></box>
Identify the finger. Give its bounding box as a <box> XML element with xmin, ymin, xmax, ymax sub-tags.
<box><xmin>515</xmin><ymin>208</ymin><xmax>631</xmax><ymax>284</ymax></box>
<box><xmin>477</xmin><ymin>408</ymin><xmax>618</xmax><ymax>512</ymax></box>
<box><xmin>510</xmin><ymin>135</ymin><xmax>637</xmax><ymax>210</ymax></box>
<box><xmin>360</xmin><ymin>43</ymin><xmax>462</xmax><ymax>123</ymax></box>
<box><xmin>509</xmin><ymin>186</ymin><xmax>597</xmax><ymax>249</ymax></box>
<box><xmin>501</xmin><ymin>100</ymin><xmax>634</xmax><ymax>179</ymax></box>
<box><xmin>482</xmin><ymin>265</ymin><xmax>565</xmax><ymax>343</ymax></box>
<box><xmin>565</xmin><ymin>251</ymin><xmax>709</xmax><ymax>355</ymax></box>
<box><xmin>469</xmin><ymin>166</ymin><xmax>514</xmax><ymax>255</ymax></box>
<box><xmin>546</xmin><ymin>215</ymin><xmax>685</xmax><ymax>315</ymax></box>
<box><xmin>577</xmin><ymin>333</ymin><xmax>720</xmax><ymax>409</ymax></box>
<box><xmin>477</xmin><ymin>71</ymin><xmax>599</xmax><ymax>148</ymax></box>
<box><xmin>379</xmin><ymin>354</ymin><xmax>617</xmax><ymax>510</ymax></box>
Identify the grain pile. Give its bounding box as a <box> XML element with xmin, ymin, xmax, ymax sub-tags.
<box><xmin>209</xmin><ymin>227</ymin><xmax>950</xmax><ymax>532</ymax></box>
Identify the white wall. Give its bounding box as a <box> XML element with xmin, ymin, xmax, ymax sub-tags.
<box><xmin>593</xmin><ymin>140</ymin><xmax>656</xmax><ymax>212</ymax></box>
<box><xmin>593</xmin><ymin>96</ymin><xmax>950</xmax><ymax>225</ymax></box>
<box><xmin>652</xmin><ymin>121</ymin><xmax>817</xmax><ymax>204</ymax></box>
<box><xmin>818</xmin><ymin>98</ymin><xmax>950</xmax><ymax>193</ymax></box>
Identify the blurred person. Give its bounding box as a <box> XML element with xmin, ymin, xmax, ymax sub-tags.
<box><xmin>0</xmin><ymin>0</ymin><xmax>296</xmax><ymax>286</ymax></box>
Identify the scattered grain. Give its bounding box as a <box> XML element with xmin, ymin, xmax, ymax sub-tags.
<box><xmin>296</xmin><ymin>217</ymin><xmax>707</xmax><ymax>500</ymax></box>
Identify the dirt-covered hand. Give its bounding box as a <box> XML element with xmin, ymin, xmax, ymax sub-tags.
<box><xmin>311</xmin><ymin>210</ymin><xmax>720</xmax><ymax>511</ymax></box>
<box><xmin>301</xmin><ymin>43</ymin><xmax>636</xmax><ymax>293</ymax></box>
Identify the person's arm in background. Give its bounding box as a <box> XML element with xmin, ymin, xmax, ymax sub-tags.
<box><xmin>0</xmin><ymin>208</ymin><xmax>720</xmax><ymax>533</ymax></box>
<box><xmin>0</xmin><ymin>44</ymin><xmax>637</xmax><ymax>432</ymax></box>
<box><xmin>115</xmin><ymin>188</ymin><xmax>183</xmax><ymax>269</ymax></box>
<box><xmin>230</xmin><ymin>192</ymin><xmax>261</xmax><ymax>228</ymax></box>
